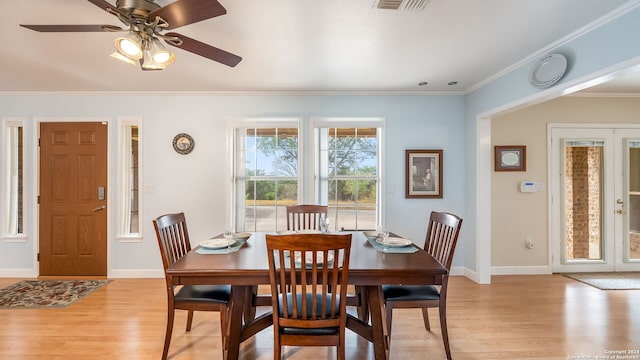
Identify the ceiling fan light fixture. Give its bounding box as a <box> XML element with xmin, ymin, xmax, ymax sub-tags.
<box><xmin>148</xmin><ymin>37</ymin><xmax>175</xmax><ymax>65</ymax></box>
<box><xmin>141</xmin><ymin>44</ymin><xmax>175</xmax><ymax>70</ymax></box>
<box><xmin>114</xmin><ymin>31</ymin><xmax>143</xmax><ymax>59</ymax></box>
<box><xmin>109</xmin><ymin>51</ymin><xmax>137</xmax><ymax>66</ymax></box>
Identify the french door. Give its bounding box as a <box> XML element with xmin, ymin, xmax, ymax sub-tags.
<box><xmin>550</xmin><ymin>126</ymin><xmax>640</xmax><ymax>272</ymax></box>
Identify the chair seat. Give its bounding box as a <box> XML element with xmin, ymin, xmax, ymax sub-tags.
<box><xmin>382</xmin><ymin>284</ymin><xmax>440</xmax><ymax>301</ymax></box>
<box><xmin>175</xmin><ymin>285</ymin><xmax>231</xmax><ymax>303</ymax></box>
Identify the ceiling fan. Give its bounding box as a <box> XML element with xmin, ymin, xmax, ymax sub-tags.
<box><xmin>20</xmin><ymin>0</ymin><xmax>242</xmax><ymax>70</ymax></box>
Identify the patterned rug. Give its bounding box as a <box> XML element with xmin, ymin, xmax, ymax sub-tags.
<box><xmin>563</xmin><ymin>272</ymin><xmax>640</xmax><ymax>290</ymax></box>
<box><xmin>0</xmin><ymin>279</ymin><xmax>110</xmax><ymax>308</ymax></box>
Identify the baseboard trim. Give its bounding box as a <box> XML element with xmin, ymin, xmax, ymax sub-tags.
<box><xmin>491</xmin><ymin>265</ymin><xmax>552</xmax><ymax>275</ymax></box>
<box><xmin>0</xmin><ymin>268</ymin><xmax>38</xmax><ymax>278</ymax></box>
<box><xmin>462</xmin><ymin>267</ymin><xmax>482</xmax><ymax>283</ymax></box>
<box><xmin>450</xmin><ymin>265</ymin><xmax>465</xmax><ymax>276</ymax></box>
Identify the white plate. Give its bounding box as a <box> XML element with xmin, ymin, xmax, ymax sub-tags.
<box><xmin>294</xmin><ymin>252</ymin><xmax>334</xmax><ymax>264</ymax></box>
<box><xmin>376</xmin><ymin>237</ymin><xmax>412</xmax><ymax>248</ymax></box>
<box><xmin>232</xmin><ymin>232</ymin><xmax>252</xmax><ymax>241</ymax></box>
<box><xmin>200</xmin><ymin>238</ymin><xmax>236</xmax><ymax>249</ymax></box>
<box><xmin>363</xmin><ymin>230</ymin><xmax>378</xmax><ymax>239</ymax></box>
<box><xmin>529</xmin><ymin>53</ymin><xmax>567</xmax><ymax>89</ymax></box>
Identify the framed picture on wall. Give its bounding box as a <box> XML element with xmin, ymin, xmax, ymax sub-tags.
<box><xmin>406</xmin><ymin>149</ymin><xmax>443</xmax><ymax>198</ymax></box>
<box><xmin>494</xmin><ymin>145</ymin><xmax>526</xmax><ymax>171</ymax></box>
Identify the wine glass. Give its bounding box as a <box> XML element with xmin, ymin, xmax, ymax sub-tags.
<box><xmin>320</xmin><ymin>217</ymin><xmax>330</xmax><ymax>233</ymax></box>
<box><xmin>223</xmin><ymin>230</ymin><xmax>234</xmax><ymax>252</ymax></box>
<box><xmin>377</xmin><ymin>226</ymin><xmax>389</xmax><ymax>252</ymax></box>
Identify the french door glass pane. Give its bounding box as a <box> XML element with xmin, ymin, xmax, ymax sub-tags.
<box><xmin>564</xmin><ymin>142</ymin><xmax>604</xmax><ymax>261</ymax></box>
<box><xmin>627</xmin><ymin>142</ymin><xmax>640</xmax><ymax>261</ymax></box>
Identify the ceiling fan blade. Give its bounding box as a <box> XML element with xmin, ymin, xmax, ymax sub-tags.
<box><xmin>149</xmin><ymin>0</ymin><xmax>227</xmax><ymax>30</ymax></box>
<box><xmin>20</xmin><ymin>24</ymin><xmax>112</xmax><ymax>32</ymax></box>
<box><xmin>165</xmin><ymin>32</ymin><xmax>241</xmax><ymax>67</ymax></box>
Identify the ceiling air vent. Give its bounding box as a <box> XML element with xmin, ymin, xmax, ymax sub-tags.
<box><xmin>374</xmin><ymin>0</ymin><xmax>430</xmax><ymax>11</ymax></box>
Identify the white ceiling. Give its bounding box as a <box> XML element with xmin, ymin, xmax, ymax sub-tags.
<box><xmin>1</xmin><ymin>0</ymin><xmax>638</xmax><ymax>93</ymax></box>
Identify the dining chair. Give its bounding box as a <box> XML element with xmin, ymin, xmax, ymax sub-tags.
<box><xmin>382</xmin><ymin>211</ymin><xmax>463</xmax><ymax>360</ymax></box>
<box><xmin>153</xmin><ymin>213</ymin><xmax>231</xmax><ymax>360</ymax></box>
<box><xmin>286</xmin><ymin>204</ymin><xmax>328</xmax><ymax>231</ymax></box>
<box><xmin>265</xmin><ymin>233</ymin><xmax>352</xmax><ymax>360</ymax></box>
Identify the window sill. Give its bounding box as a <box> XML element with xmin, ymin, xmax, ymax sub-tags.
<box><xmin>1</xmin><ymin>235</ymin><xmax>28</xmax><ymax>243</ymax></box>
<box><xmin>116</xmin><ymin>235</ymin><xmax>143</xmax><ymax>243</ymax></box>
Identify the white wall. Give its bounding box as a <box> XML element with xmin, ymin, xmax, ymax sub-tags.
<box><xmin>0</xmin><ymin>94</ymin><xmax>467</xmax><ymax>277</ymax></box>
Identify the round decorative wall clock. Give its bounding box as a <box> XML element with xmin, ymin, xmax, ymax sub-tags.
<box><xmin>172</xmin><ymin>133</ymin><xmax>194</xmax><ymax>155</ymax></box>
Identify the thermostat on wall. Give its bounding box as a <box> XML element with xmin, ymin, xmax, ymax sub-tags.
<box><xmin>520</xmin><ymin>181</ymin><xmax>544</xmax><ymax>192</ymax></box>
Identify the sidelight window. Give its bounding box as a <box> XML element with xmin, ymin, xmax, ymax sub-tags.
<box><xmin>2</xmin><ymin>119</ymin><xmax>24</xmax><ymax>238</ymax></box>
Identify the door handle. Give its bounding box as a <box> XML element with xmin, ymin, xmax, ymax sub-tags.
<box><xmin>616</xmin><ymin>209</ymin><xmax>625</xmax><ymax>215</ymax></box>
<box><xmin>616</xmin><ymin>199</ymin><xmax>624</xmax><ymax>205</ymax></box>
<box><xmin>92</xmin><ymin>205</ymin><xmax>106</xmax><ymax>212</ymax></box>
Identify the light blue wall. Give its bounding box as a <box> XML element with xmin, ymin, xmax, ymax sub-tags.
<box><xmin>0</xmin><ymin>94</ymin><xmax>466</xmax><ymax>277</ymax></box>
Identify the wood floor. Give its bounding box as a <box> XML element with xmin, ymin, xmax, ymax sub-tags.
<box><xmin>0</xmin><ymin>275</ymin><xmax>638</xmax><ymax>360</ymax></box>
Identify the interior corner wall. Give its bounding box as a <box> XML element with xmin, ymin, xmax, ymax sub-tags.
<box><xmin>491</xmin><ymin>96</ymin><xmax>640</xmax><ymax>269</ymax></box>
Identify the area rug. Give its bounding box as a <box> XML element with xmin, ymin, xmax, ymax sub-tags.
<box><xmin>0</xmin><ymin>279</ymin><xmax>110</xmax><ymax>308</ymax></box>
<box><xmin>563</xmin><ymin>272</ymin><xmax>640</xmax><ymax>290</ymax></box>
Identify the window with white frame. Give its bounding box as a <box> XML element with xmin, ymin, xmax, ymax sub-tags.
<box><xmin>232</xmin><ymin>119</ymin><xmax>300</xmax><ymax>232</ymax></box>
<box><xmin>2</xmin><ymin>120</ymin><xmax>24</xmax><ymax>236</ymax></box>
<box><xmin>313</xmin><ymin>118</ymin><xmax>382</xmax><ymax>231</ymax></box>
<box><xmin>230</xmin><ymin>117</ymin><xmax>383</xmax><ymax>232</ymax></box>
<box><xmin>118</xmin><ymin>119</ymin><xmax>141</xmax><ymax>239</ymax></box>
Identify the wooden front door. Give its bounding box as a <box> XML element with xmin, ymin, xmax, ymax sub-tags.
<box><xmin>39</xmin><ymin>122</ymin><xmax>108</xmax><ymax>276</ymax></box>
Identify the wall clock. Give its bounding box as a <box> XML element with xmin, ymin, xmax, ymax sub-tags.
<box><xmin>173</xmin><ymin>133</ymin><xmax>194</xmax><ymax>155</ymax></box>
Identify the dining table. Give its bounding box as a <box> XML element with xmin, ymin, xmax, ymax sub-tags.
<box><xmin>166</xmin><ymin>231</ymin><xmax>448</xmax><ymax>360</ymax></box>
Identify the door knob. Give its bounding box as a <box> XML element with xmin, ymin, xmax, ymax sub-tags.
<box><xmin>616</xmin><ymin>199</ymin><xmax>624</xmax><ymax>205</ymax></box>
<box><xmin>616</xmin><ymin>209</ymin><xmax>625</xmax><ymax>215</ymax></box>
<box><xmin>92</xmin><ymin>205</ymin><xmax>106</xmax><ymax>212</ymax></box>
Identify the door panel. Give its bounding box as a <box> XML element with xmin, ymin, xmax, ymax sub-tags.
<box><xmin>626</xmin><ymin>143</ymin><xmax>640</xmax><ymax>261</ymax></box>
<box><xmin>613</xmin><ymin>131</ymin><xmax>640</xmax><ymax>270</ymax></box>
<box><xmin>39</xmin><ymin>122</ymin><xmax>107</xmax><ymax>276</ymax></box>
<box><xmin>551</xmin><ymin>127</ymin><xmax>640</xmax><ymax>272</ymax></box>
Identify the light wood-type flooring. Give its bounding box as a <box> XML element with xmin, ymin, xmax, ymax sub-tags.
<box><xmin>0</xmin><ymin>275</ymin><xmax>638</xmax><ymax>360</ymax></box>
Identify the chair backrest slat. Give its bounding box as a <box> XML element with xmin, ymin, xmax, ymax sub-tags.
<box><xmin>286</xmin><ymin>205</ymin><xmax>328</xmax><ymax>231</ymax></box>
<box><xmin>153</xmin><ymin>212</ymin><xmax>193</xmax><ymax>293</ymax></box>
<box><xmin>266</xmin><ymin>233</ymin><xmax>351</xmax><ymax>327</ymax></box>
<box><xmin>154</xmin><ymin>213</ymin><xmax>192</xmax><ymax>268</ymax></box>
<box><xmin>424</xmin><ymin>211</ymin><xmax>463</xmax><ymax>270</ymax></box>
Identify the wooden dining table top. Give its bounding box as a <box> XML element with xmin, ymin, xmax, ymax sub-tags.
<box><xmin>167</xmin><ymin>231</ymin><xmax>448</xmax><ymax>286</ymax></box>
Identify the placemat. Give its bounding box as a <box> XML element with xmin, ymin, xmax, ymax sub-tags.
<box><xmin>196</xmin><ymin>242</ymin><xmax>244</xmax><ymax>254</ymax></box>
<box><xmin>366</xmin><ymin>237</ymin><xmax>420</xmax><ymax>253</ymax></box>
